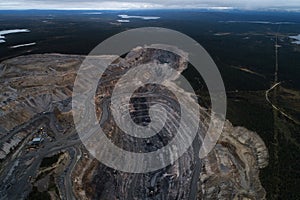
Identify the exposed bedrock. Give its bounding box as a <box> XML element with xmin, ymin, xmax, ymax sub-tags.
<box><xmin>0</xmin><ymin>47</ymin><xmax>268</xmax><ymax>200</ymax></box>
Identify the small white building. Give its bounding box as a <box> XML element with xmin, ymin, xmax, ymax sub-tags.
<box><xmin>31</xmin><ymin>137</ymin><xmax>44</xmax><ymax>145</ymax></box>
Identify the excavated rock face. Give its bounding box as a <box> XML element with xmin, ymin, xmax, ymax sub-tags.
<box><xmin>81</xmin><ymin>46</ymin><xmax>268</xmax><ymax>200</ymax></box>
<box><xmin>199</xmin><ymin>124</ymin><xmax>268</xmax><ymax>200</ymax></box>
<box><xmin>0</xmin><ymin>54</ymin><xmax>83</xmax><ymax>135</ymax></box>
<box><xmin>0</xmin><ymin>47</ymin><xmax>268</xmax><ymax>200</ymax></box>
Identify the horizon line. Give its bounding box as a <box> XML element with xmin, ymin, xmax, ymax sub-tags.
<box><xmin>1</xmin><ymin>7</ymin><xmax>300</xmax><ymax>12</ymax></box>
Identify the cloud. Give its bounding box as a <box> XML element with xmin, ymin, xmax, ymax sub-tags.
<box><xmin>0</xmin><ymin>1</ymin><xmax>161</xmax><ymax>10</ymax></box>
<box><xmin>0</xmin><ymin>0</ymin><xmax>299</xmax><ymax>10</ymax></box>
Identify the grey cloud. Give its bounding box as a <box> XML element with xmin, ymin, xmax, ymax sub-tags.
<box><xmin>0</xmin><ymin>0</ymin><xmax>300</xmax><ymax>10</ymax></box>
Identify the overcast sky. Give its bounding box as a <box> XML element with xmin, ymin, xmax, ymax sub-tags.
<box><xmin>1</xmin><ymin>0</ymin><xmax>300</xmax><ymax>10</ymax></box>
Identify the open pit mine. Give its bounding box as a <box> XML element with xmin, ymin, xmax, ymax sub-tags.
<box><xmin>0</xmin><ymin>47</ymin><xmax>268</xmax><ymax>200</ymax></box>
